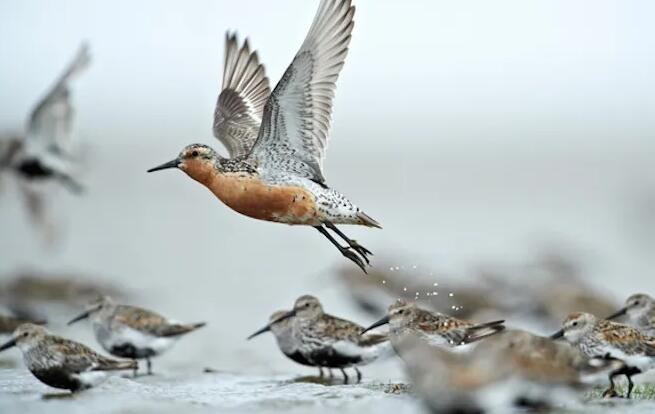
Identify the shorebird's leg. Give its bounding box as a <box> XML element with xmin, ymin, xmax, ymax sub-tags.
<box><xmin>355</xmin><ymin>367</ymin><xmax>362</xmax><ymax>383</ymax></box>
<box><xmin>314</xmin><ymin>226</ymin><xmax>367</xmax><ymax>273</ymax></box>
<box><xmin>146</xmin><ymin>357</ymin><xmax>153</xmax><ymax>375</ymax></box>
<box><xmin>132</xmin><ymin>360</ymin><xmax>139</xmax><ymax>378</ymax></box>
<box><xmin>318</xmin><ymin>367</ymin><xmax>324</xmax><ymax>377</ymax></box>
<box><xmin>340</xmin><ymin>368</ymin><xmax>349</xmax><ymax>383</ymax></box>
<box><xmin>602</xmin><ymin>373</ymin><xmax>619</xmax><ymax>398</ymax></box>
<box><xmin>324</xmin><ymin>222</ymin><xmax>372</xmax><ymax>264</ymax></box>
<box><xmin>626</xmin><ymin>374</ymin><xmax>635</xmax><ymax>399</ymax></box>
<box><xmin>328</xmin><ymin>368</ymin><xmax>334</xmax><ymax>378</ymax></box>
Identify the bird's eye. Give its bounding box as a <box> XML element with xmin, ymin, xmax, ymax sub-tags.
<box><xmin>22</xmin><ymin>332</ymin><xmax>29</xmax><ymax>337</ymax></box>
<box><xmin>191</xmin><ymin>150</ymin><xmax>199</xmax><ymax>157</ymax></box>
<box><xmin>398</xmin><ymin>310</ymin><xmax>404</xmax><ymax>314</ymax></box>
<box><xmin>572</xmin><ymin>321</ymin><xmax>578</xmax><ymax>327</ymax></box>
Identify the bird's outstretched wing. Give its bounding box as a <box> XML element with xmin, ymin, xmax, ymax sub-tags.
<box><xmin>250</xmin><ymin>0</ymin><xmax>355</xmax><ymax>184</ymax></box>
<box><xmin>213</xmin><ymin>33</ymin><xmax>270</xmax><ymax>158</ymax></box>
<box><xmin>27</xmin><ymin>43</ymin><xmax>91</xmax><ymax>155</ymax></box>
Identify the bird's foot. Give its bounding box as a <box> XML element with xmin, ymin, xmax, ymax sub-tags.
<box><xmin>342</xmin><ymin>248</ymin><xmax>367</xmax><ymax>273</ymax></box>
<box><xmin>602</xmin><ymin>388</ymin><xmax>620</xmax><ymax>399</ymax></box>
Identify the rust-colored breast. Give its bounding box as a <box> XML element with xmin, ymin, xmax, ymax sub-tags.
<box><xmin>194</xmin><ymin>169</ymin><xmax>319</xmax><ymax>225</ymax></box>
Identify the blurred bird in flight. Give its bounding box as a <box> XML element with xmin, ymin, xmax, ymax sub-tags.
<box><xmin>0</xmin><ymin>43</ymin><xmax>90</xmax><ymax>243</ymax></box>
<box><xmin>148</xmin><ymin>0</ymin><xmax>379</xmax><ymax>272</ymax></box>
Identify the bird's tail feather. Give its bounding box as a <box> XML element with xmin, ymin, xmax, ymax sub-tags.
<box><xmin>463</xmin><ymin>320</ymin><xmax>506</xmax><ymax>344</ymax></box>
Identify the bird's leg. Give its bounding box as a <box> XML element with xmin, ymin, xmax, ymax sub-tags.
<box><xmin>328</xmin><ymin>368</ymin><xmax>333</xmax><ymax>378</ymax></box>
<box><xmin>340</xmin><ymin>368</ymin><xmax>349</xmax><ymax>384</ymax></box>
<box><xmin>146</xmin><ymin>357</ymin><xmax>153</xmax><ymax>376</ymax></box>
<box><xmin>318</xmin><ymin>367</ymin><xmax>324</xmax><ymax>378</ymax></box>
<box><xmin>626</xmin><ymin>373</ymin><xmax>635</xmax><ymax>399</ymax></box>
<box><xmin>132</xmin><ymin>360</ymin><xmax>139</xmax><ymax>378</ymax></box>
<box><xmin>602</xmin><ymin>373</ymin><xmax>619</xmax><ymax>398</ymax></box>
<box><xmin>324</xmin><ymin>222</ymin><xmax>372</xmax><ymax>264</ymax></box>
<box><xmin>315</xmin><ymin>226</ymin><xmax>367</xmax><ymax>273</ymax></box>
<box><xmin>355</xmin><ymin>367</ymin><xmax>362</xmax><ymax>383</ymax></box>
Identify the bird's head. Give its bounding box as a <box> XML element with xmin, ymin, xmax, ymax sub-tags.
<box><xmin>147</xmin><ymin>144</ymin><xmax>219</xmax><ymax>183</ymax></box>
<box><xmin>551</xmin><ymin>312</ymin><xmax>596</xmax><ymax>344</ymax></box>
<box><xmin>607</xmin><ymin>293</ymin><xmax>654</xmax><ymax>321</ymax></box>
<box><xmin>67</xmin><ymin>295</ymin><xmax>116</xmax><ymax>326</ymax></box>
<box><xmin>0</xmin><ymin>323</ymin><xmax>49</xmax><ymax>353</ymax></box>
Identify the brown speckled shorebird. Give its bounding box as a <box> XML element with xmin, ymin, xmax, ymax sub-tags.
<box><xmin>271</xmin><ymin>295</ymin><xmax>391</xmax><ymax>382</ymax></box>
<box><xmin>607</xmin><ymin>293</ymin><xmax>655</xmax><ymax>336</ymax></box>
<box><xmin>67</xmin><ymin>296</ymin><xmax>206</xmax><ymax>376</ymax></box>
<box><xmin>551</xmin><ymin>312</ymin><xmax>655</xmax><ymax>398</ymax></box>
<box><xmin>0</xmin><ymin>324</ymin><xmax>136</xmax><ymax>392</ymax></box>
<box><xmin>361</xmin><ymin>299</ymin><xmax>505</xmax><ymax>352</ymax></box>
<box><xmin>399</xmin><ymin>329</ymin><xmax>624</xmax><ymax>413</ymax></box>
<box><xmin>147</xmin><ymin>0</ymin><xmax>379</xmax><ymax>272</ymax></box>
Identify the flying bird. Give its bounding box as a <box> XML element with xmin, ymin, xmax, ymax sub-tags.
<box><xmin>147</xmin><ymin>0</ymin><xmax>379</xmax><ymax>272</ymax></box>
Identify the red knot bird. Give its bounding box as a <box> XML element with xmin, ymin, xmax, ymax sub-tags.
<box><xmin>0</xmin><ymin>43</ymin><xmax>90</xmax><ymax>237</ymax></box>
<box><xmin>607</xmin><ymin>293</ymin><xmax>655</xmax><ymax>336</ymax></box>
<box><xmin>147</xmin><ymin>0</ymin><xmax>380</xmax><ymax>272</ymax></box>
<box><xmin>270</xmin><ymin>295</ymin><xmax>391</xmax><ymax>383</ymax></box>
<box><xmin>361</xmin><ymin>299</ymin><xmax>505</xmax><ymax>352</ymax></box>
<box><xmin>0</xmin><ymin>323</ymin><xmax>136</xmax><ymax>392</ymax></box>
<box><xmin>67</xmin><ymin>296</ymin><xmax>206</xmax><ymax>376</ymax></box>
<box><xmin>247</xmin><ymin>310</ymin><xmax>328</xmax><ymax>377</ymax></box>
<box><xmin>551</xmin><ymin>311</ymin><xmax>655</xmax><ymax>398</ymax></box>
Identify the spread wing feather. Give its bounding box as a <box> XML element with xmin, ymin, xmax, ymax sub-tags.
<box><xmin>213</xmin><ymin>33</ymin><xmax>270</xmax><ymax>158</ymax></box>
<box><xmin>250</xmin><ymin>0</ymin><xmax>355</xmax><ymax>183</ymax></box>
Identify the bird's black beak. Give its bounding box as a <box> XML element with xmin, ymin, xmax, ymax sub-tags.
<box><xmin>361</xmin><ymin>315</ymin><xmax>389</xmax><ymax>334</ymax></box>
<box><xmin>247</xmin><ymin>324</ymin><xmax>272</xmax><ymax>340</ymax></box>
<box><xmin>0</xmin><ymin>337</ymin><xmax>17</xmax><ymax>352</ymax></box>
<box><xmin>147</xmin><ymin>158</ymin><xmax>180</xmax><ymax>173</ymax></box>
<box><xmin>550</xmin><ymin>329</ymin><xmax>564</xmax><ymax>340</ymax></box>
<box><xmin>67</xmin><ymin>306</ymin><xmax>100</xmax><ymax>326</ymax></box>
<box><xmin>271</xmin><ymin>310</ymin><xmax>296</xmax><ymax>324</ymax></box>
<box><xmin>606</xmin><ymin>307</ymin><xmax>627</xmax><ymax>320</ymax></box>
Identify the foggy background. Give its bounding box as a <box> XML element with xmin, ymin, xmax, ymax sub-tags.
<box><xmin>1</xmin><ymin>0</ymin><xmax>654</xmax><ymax>376</ymax></box>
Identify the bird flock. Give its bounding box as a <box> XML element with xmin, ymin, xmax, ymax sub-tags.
<box><xmin>0</xmin><ymin>0</ymin><xmax>652</xmax><ymax>413</ymax></box>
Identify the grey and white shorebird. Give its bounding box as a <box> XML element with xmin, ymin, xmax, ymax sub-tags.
<box><xmin>400</xmin><ymin>329</ymin><xmax>624</xmax><ymax>414</ymax></box>
<box><xmin>607</xmin><ymin>293</ymin><xmax>655</xmax><ymax>336</ymax></box>
<box><xmin>67</xmin><ymin>296</ymin><xmax>206</xmax><ymax>375</ymax></box>
<box><xmin>0</xmin><ymin>43</ymin><xmax>90</xmax><ymax>237</ymax></box>
<box><xmin>551</xmin><ymin>312</ymin><xmax>655</xmax><ymax>398</ymax></box>
<box><xmin>269</xmin><ymin>295</ymin><xmax>391</xmax><ymax>382</ymax></box>
<box><xmin>0</xmin><ymin>324</ymin><xmax>136</xmax><ymax>392</ymax></box>
<box><xmin>247</xmin><ymin>310</ymin><xmax>328</xmax><ymax>377</ymax></box>
<box><xmin>361</xmin><ymin>299</ymin><xmax>505</xmax><ymax>353</ymax></box>
<box><xmin>147</xmin><ymin>0</ymin><xmax>380</xmax><ymax>273</ymax></box>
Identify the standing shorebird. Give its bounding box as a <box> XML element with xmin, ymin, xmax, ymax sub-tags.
<box><xmin>0</xmin><ymin>43</ymin><xmax>90</xmax><ymax>240</ymax></box>
<box><xmin>147</xmin><ymin>0</ymin><xmax>379</xmax><ymax>272</ymax></box>
<box><xmin>399</xmin><ymin>329</ymin><xmax>624</xmax><ymax>413</ymax></box>
<box><xmin>0</xmin><ymin>324</ymin><xmax>136</xmax><ymax>392</ymax></box>
<box><xmin>361</xmin><ymin>299</ymin><xmax>505</xmax><ymax>353</ymax></box>
<box><xmin>247</xmin><ymin>310</ymin><xmax>327</xmax><ymax>377</ymax></box>
<box><xmin>272</xmin><ymin>295</ymin><xmax>390</xmax><ymax>382</ymax></box>
<box><xmin>67</xmin><ymin>296</ymin><xmax>206</xmax><ymax>376</ymax></box>
<box><xmin>551</xmin><ymin>312</ymin><xmax>655</xmax><ymax>398</ymax></box>
<box><xmin>607</xmin><ymin>293</ymin><xmax>655</xmax><ymax>336</ymax></box>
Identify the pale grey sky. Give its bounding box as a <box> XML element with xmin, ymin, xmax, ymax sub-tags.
<box><xmin>1</xmin><ymin>0</ymin><xmax>653</xmax><ymax>159</ymax></box>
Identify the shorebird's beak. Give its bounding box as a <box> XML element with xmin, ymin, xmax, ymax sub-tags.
<box><xmin>247</xmin><ymin>324</ymin><xmax>272</xmax><ymax>340</ymax></box>
<box><xmin>606</xmin><ymin>307</ymin><xmax>627</xmax><ymax>320</ymax></box>
<box><xmin>271</xmin><ymin>310</ymin><xmax>296</xmax><ymax>324</ymax></box>
<box><xmin>0</xmin><ymin>337</ymin><xmax>17</xmax><ymax>352</ymax></box>
<box><xmin>67</xmin><ymin>306</ymin><xmax>100</xmax><ymax>326</ymax></box>
<box><xmin>147</xmin><ymin>158</ymin><xmax>180</xmax><ymax>173</ymax></box>
<box><xmin>550</xmin><ymin>329</ymin><xmax>564</xmax><ymax>340</ymax></box>
<box><xmin>361</xmin><ymin>315</ymin><xmax>389</xmax><ymax>334</ymax></box>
